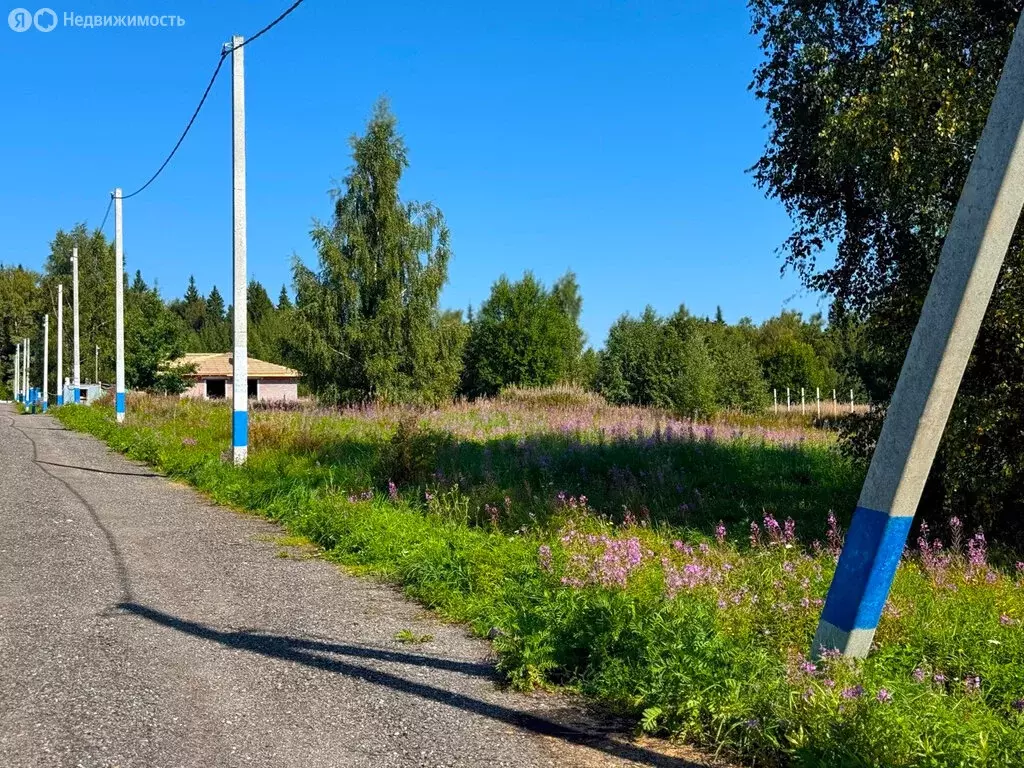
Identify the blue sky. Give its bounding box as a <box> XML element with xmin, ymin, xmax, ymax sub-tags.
<box><xmin>0</xmin><ymin>0</ymin><xmax>826</xmax><ymax>347</ymax></box>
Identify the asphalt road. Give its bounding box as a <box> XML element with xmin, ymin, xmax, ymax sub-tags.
<box><xmin>0</xmin><ymin>405</ymin><xmax>715</xmax><ymax>768</ymax></box>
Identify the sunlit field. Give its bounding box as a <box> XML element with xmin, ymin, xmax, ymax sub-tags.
<box><xmin>56</xmin><ymin>390</ymin><xmax>1024</xmax><ymax>766</ymax></box>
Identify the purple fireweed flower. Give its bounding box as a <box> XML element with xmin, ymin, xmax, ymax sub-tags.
<box><xmin>800</xmin><ymin>597</ymin><xmax>811</xmax><ymax>609</ymax></box>
<box><xmin>784</xmin><ymin>517</ymin><xmax>797</xmax><ymax>543</ymax></box>
<box><xmin>841</xmin><ymin>685</ymin><xmax>865</xmax><ymax>700</ymax></box>
<box><xmin>799</xmin><ymin>661</ymin><xmax>817</xmax><ymax>674</ymax></box>
<box><xmin>876</xmin><ymin>688</ymin><xmax>892</xmax><ymax>704</ymax></box>
<box><xmin>783</xmin><ymin>561</ymin><xmax>795</xmax><ymax>573</ymax></box>
<box><xmin>715</xmin><ymin>521</ymin><xmax>727</xmax><ymax>544</ymax></box>
<box><xmin>673</xmin><ymin>540</ymin><xmax>694</xmax><ymax>556</ymax></box>
<box><xmin>826</xmin><ymin>511</ymin><xmax>843</xmax><ymax>554</ymax></box>
<box><xmin>699</xmin><ymin>542</ymin><xmax>710</xmax><ymax>555</ymax></box>
<box><xmin>1016</xmin><ymin>561</ymin><xmax>1024</xmax><ymax>576</ymax></box>
<box><xmin>823</xmin><ymin>679</ymin><xmax>835</xmax><ymax>688</ymax></box>
<box><xmin>716</xmin><ymin>598</ymin><xmax>727</xmax><ymax>609</ymax></box>
<box><xmin>1001</xmin><ymin>614</ymin><xmax>1015</xmax><ymax>626</ymax></box>
<box><xmin>485</xmin><ymin>504</ymin><xmax>499</xmax><ymax>528</ymax></box>
<box><xmin>764</xmin><ymin>514</ymin><xmax>782</xmax><ymax>543</ymax></box>
<box><xmin>1012</xmin><ymin>699</ymin><xmax>1024</xmax><ymax>713</ymax></box>
<box><xmin>933</xmin><ymin>673</ymin><xmax>947</xmax><ymax>685</ymax></box>
<box><xmin>965</xmin><ymin>676</ymin><xmax>982</xmax><ymax>693</ymax></box>
<box><xmin>819</xmin><ymin>647</ymin><xmax>842</xmax><ymax>661</ymax></box>
<box><xmin>912</xmin><ymin>668</ymin><xmax>926</xmax><ymax>683</ymax></box>
<box><xmin>949</xmin><ymin>515</ymin><xmax>963</xmax><ymax>553</ymax></box>
<box><xmin>388</xmin><ymin>480</ymin><xmax>398</xmax><ymax>502</ymax></box>
<box><xmin>181</xmin><ymin>437</ymin><xmax>198</xmax><ymax>447</ymax></box>
<box><xmin>967</xmin><ymin>530</ymin><xmax>988</xmax><ymax>572</ymax></box>
<box><xmin>750</xmin><ymin>520</ymin><xmax>761</xmax><ymax>548</ymax></box>
<box><xmin>538</xmin><ymin>545</ymin><xmax>552</xmax><ymax>572</ymax></box>
<box><xmin>744</xmin><ymin>718</ymin><xmax>759</xmax><ymax>729</ymax></box>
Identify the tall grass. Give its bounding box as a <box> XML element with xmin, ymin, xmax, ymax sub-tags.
<box><xmin>54</xmin><ymin>393</ymin><xmax>1024</xmax><ymax>767</ymax></box>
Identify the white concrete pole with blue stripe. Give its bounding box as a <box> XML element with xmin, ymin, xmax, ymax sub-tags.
<box><xmin>24</xmin><ymin>337</ymin><xmax>30</xmax><ymax>406</ymax></box>
<box><xmin>13</xmin><ymin>342</ymin><xmax>20</xmax><ymax>403</ymax></box>
<box><xmin>814</xmin><ymin>11</ymin><xmax>1024</xmax><ymax>659</ymax></box>
<box><xmin>228</xmin><ymin>35</ymin><xmax>248</xmax><ymax>465</ymax></box>
<box><xmin>72</xmin><ymin>247</ymin><xmax>81</xmax><ymax>403</ymax></box>
<box><xmin>56</xmin><ymin>284</ymin><xmax>63</xmax><ymax>406</ymax></box>
<box><xmin>114</xmin><ymin>189</ymin><xmax>126</xmax><ymax>423</ymax></box>
<box><xmin>42</xmin><ymin>314</ymin><xmax>48</xmax><ymax>412</ymax></box>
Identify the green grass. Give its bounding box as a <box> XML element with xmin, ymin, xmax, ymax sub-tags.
<box><xmin>53</xmin><ymin>395</ymin><xmax>1024</xmax><ymax>767</ymax></box>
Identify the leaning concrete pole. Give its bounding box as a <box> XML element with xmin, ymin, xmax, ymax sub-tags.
<box><xmin>42</xmin><ymin>314</ymin><xmax>49</xmax><ymax>412</ymax></box>
<box><xmin>114</xmin><ymin>189</ymin><xmax>126</xmax><ymax>423</ymax></box>
<box><xmin>56</xmin><ymin>284</ymin><xmax>64</xmax><ymax>405</ymax></box>
<box><xmin>72</xmin><ymin>246</ymin><xmax>81</xmax><ymax>403</ymax></box>
<box><xmin>228</xmin><ymin>35</ymin><xmax>248</xmax><ymax>465</ymax></box>
<box><xmin>814</xmin><ymin>11</ymin><xmax>1024</xmax><ymax>659</ymax></box>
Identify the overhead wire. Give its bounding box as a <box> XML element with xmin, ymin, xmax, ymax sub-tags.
<box><xmin>114</xmin><ymin>0</ymin><xmax>309</xmax><ymax>202</ymax></box>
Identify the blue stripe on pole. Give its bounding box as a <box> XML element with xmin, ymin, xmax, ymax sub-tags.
<box><xmin>116</xmin><ymin>392</ymin><xmax>126</xmax><ymax>414</ymax></box>
<box><xmin>57</xmin><ymin>395</ymin><xmax>64</xmax><ymax>406</ymax></box>
<box><xmin>232</xmin><ymin>410</ymin><xmax>248</xmax><ymax>448</ymax></box>
<box><xmin>821</xmin><ymin>507</ymin><xmax>914</xmax><ymax>632</ymax></box>
<box><xmin>42</xmin><ymin>402</ymin><xmax>47</xmax><ymax>412</ymax></box>
<box><xmin>73</xmin><ymin>389</ymin><xmax>80</xmax><ymax>404</ymax></box>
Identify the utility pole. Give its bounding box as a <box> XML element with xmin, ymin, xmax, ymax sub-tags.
<box><xmin>95</xmin><ymin>345</ymin><xmax>99</xmax><ymax>385</ymax></box>
<box><xmin>228</xmin><ymin>34</ymin><xmax>248</xmax><ymax>465</ymax></box>
<box><xmin>114</xmin><ymin>189</ymin><xmax>125</xmax><ymax>423</ymax></box>
<box><xmin>814</xmin><ymin>11</ymin><xmax>1024</xmax><ymax>659</ymax></box>
<box><xmin>42</xmin><ymin>315</ymin><xmax>49</xmax><ymax>412</ymax></box>
<box><xmin>24</xmin><ymin>337</ymin><xmax>30</xmax><ymax>407</ymax></box>
<box><xmin>57</xmin><ymin>284</ymin><xmax>64</xmax><ymax>405</ymax></box>
<box><xmin>13</xmin><ymin>342</ymin><xmax>20</xmax><ymax>403</ymax></box>
<box><xmin>73</xmin><ymin>246</ymin><xmax>81</xmax><ymax>403</ymax></box>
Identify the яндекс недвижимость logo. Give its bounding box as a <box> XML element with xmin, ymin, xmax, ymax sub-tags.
<box><xmin>8</xmin><ymin>7</ymin><xmax>57</xmax><ymax>31</ymax></box>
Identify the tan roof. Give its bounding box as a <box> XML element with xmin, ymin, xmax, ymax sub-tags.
<box><xmin>172</xmin><ymin>352</ymin><xmax>300</xmax><ymax>379</ymax></box>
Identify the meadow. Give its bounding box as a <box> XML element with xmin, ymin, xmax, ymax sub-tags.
<box><xmin>54</xmin><ymin>389</ymin><xmax>1024</xmax><ymax>767</ymax></box>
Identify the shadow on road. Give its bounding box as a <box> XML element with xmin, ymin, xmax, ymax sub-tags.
<box><xmin>36</xmin><ymin>459</ymin><xmax>162</xmax><ymax>478</ymax></box>
<box><xmin>118</xmin><ymin>601</ymin><xmax>702</xmax><ymax>768</ymax></box>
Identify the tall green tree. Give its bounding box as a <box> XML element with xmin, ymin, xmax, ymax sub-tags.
<box><xmin>293</xmin><ymin>99</ymin><xmax>464</xmax><ymax>404</ymax></box>
<box><xmin>751</xmin><ymin>0</ymin><xmax>1024</xmax><ymax>541</ymax></box>
<box><xmin>0</xmin><ymin>265</ymin><xmax>44</xmax><ymax>398</ymax></box>
<box><xmin>125</xmin><ymin>271</ymin><xmax>187</xmax><ymax>391</ymax></box>
<box><xmin>597</xmin><ymin>306</ymin><xmax>718</xmax><ymax>414</ymax></box>
<box><xmin>42</xmin><ymin>224</ymin><xmax>116</xmax><ymax>384</ymax></box>
<box><xmin>461</xmin><ymin>271</ymin><xmax>585</xmax><ymax>397</ymax></box>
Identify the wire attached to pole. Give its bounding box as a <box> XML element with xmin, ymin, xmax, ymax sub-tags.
<box><xmin>115</xmin><ymin>0</ymin><xmax>309</xmax><ymax>201</ymax></box>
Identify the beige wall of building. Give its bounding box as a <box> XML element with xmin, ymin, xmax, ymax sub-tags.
<box><xmin>181</xmin><ymin>377</ymin><xmax>299</xmax><ymax>402</ymax></box>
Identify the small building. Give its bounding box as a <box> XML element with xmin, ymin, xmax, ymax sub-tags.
<box><xmin>173</xmin><ymin>353</ymin><xmax>300</xmax><ymax>402</ymax></box>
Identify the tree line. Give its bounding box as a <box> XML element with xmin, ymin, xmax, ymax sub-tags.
<box><xmin>0</xmin><ymin>100</ymin><xmax>867</xmax><ymax>413</ymax></box>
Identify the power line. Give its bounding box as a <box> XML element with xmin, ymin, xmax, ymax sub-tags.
<box><xmin>97</xmin><ymin>193</ymin><xmax>114</xmax><ymax>232</ymax></box>
<box><xmin>230</xmin><ymin>0</ymin><xmax>308</xmax><ymax>51</ymax></box>
<box><xmin>117</xmin><ymin>0</ymin><xmax>309</xmax><ymax>201</ymax></box>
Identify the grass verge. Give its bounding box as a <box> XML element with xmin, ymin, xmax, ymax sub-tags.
<box><xmin>52</xmin><ymin>396</ymin><xmax>1024</xmax><ymax>767</ymax></box>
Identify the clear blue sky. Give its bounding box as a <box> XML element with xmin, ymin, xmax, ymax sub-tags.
<box><xmin>0</xmin><ymin>0</ymin><xmax>827</xmax><ymax>348</ymax></box>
